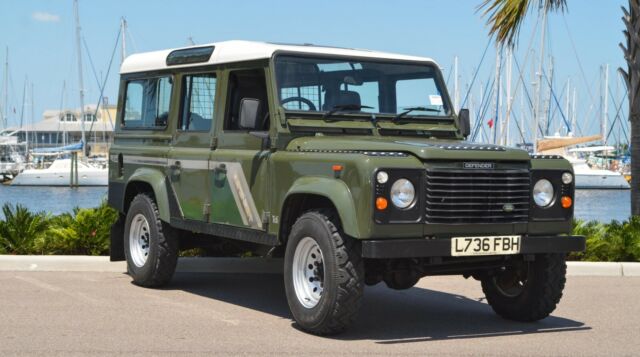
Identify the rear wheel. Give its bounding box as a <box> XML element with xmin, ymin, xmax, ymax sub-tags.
<box><xmin>284</xmin><ymin>210</ymin><xmax>364</xmax><ymax>335</ymax></box>
<box><xmin>124</xmin><ymin>193</ymin><xmax>178</xmax><ymax>287</ymax></box>
<box><xmin>481</xmin><ymin>254</ymin><xmax>567</xmax><ymax>321</ymax></box>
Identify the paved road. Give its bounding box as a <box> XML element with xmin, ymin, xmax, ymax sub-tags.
<box><xmin>0</xmin><ymin>271</ymin><xmax>638</xmax><ymax>356</ymax></box>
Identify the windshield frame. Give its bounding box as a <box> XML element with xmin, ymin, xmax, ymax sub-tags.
<box><xmin>271</xmin><ymin>51</ymin><xmax>455</xmax><ymax>121</ymax></box>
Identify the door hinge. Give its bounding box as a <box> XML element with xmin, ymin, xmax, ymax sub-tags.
<box><xmin>210</xmin><ymin>136</ymin><xmax>218</xmax><ymax>149</ymax></box>
<box><xmin>203</xmin><ymin>203</ymin><xmax>211</xmax><ymax>222</ymax></box>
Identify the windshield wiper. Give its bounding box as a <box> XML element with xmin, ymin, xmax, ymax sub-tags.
<box><xmin>322</xmin><ymin>104</ymin><xmax>373</xmax><ymax>120</ymax></box>
<box><xmin>392</xmin><ymin>106</ymin><xmax>441</xmax><ymax>122</ymax></box>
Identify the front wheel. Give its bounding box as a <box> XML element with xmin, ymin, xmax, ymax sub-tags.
<box><xmin>284</xmin><ymin>210</ymin><xmax>364</xmax><ymax>335</ymax></box>
<box><xmin>124</xmin><ymin>193</ymin><xmax>178</xmax><ymax>287</ymax></box>
<box><xmin>481</xmin><ymin>254</ymin><xmax>567</xmax><ymax>322</ymax></box>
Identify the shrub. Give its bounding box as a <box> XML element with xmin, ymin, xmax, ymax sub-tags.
<box><xmin>33</xmin><ymin>201</ymin><xmax>118</xmax><ymax>255</ymax></box>
<box><xmin>570</xmin><ymin>217</ymin><xmax>640</xmax><ymax>262</ymax></box>
<box><xmin>0</xmin><ymin>203</ymin><xmax>49</xmax><ymax>254</ymax></box>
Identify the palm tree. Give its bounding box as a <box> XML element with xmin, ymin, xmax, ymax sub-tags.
<box><xmin>478</xmin><ymin>0</ymin><xmax>640</xmax><ymax>217</ymax></box>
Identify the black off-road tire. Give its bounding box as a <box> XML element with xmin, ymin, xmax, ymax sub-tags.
<box><xmin>481</xmin><ymin>253</ymin><xmax>567</xmax><ymax>322</ymax></box>
<box><xmin>284</xmin><ymin>210</ymin><xmax>365</xmax><ymax>335</ymax></box>
<box><xmin>124</xmin><ymin>193</ymin><xmax>179</xmax><ymax>287</ymax></box>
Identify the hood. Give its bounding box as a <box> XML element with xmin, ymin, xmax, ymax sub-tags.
<box><xmin>286</xmin><ymin>136</ymin><xmax>531</xmax><ymax>161</ymax></box>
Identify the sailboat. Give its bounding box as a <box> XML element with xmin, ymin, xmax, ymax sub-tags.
<box><xmin>537</xmin><ymin>134</ymin><xmax>630</xmax><ymax>189</ymax></box>
<box><xmin>11</xmin><ymin>0</ymin><xmax>107</xmax><ymax>186</ymax></box>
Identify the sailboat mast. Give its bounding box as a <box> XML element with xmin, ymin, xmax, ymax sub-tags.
<box><xmin>602</xmin><ymin>63</ymin><xmax>609</xmax><ymax>146</ymax></box>
<box><xmin>533</xmin><ymin>8</ymin><xmax>548</xmax><ymax>152</ymax></box>
<box><xmin>454</xmin><ymin>56</ymin><xmax>459</xmax><ymax>112</ymax></box>
<box><xmin>492</xmin><ymin>46</ymin><xmax>502</xmax><ymax>145</ymax></box>
<box><xmin>73</xmin><ymin>0</ymin><xmax>86</xmax><ymax>152</ymax></box>
<box><xmin>502</xmin><ymin>46</ymin><xmax>513</xmax><ymax>146</ymax></box>
<box><xmin>120</xmin><ymin>17</ymin><xmax>127</xmax><ymax>64</ymax></box>
<box><xmin>571</xmin><ymin>87</ymin><xmax>577</xmax><ymax>136</ymax></box>
<box><xmin>3</xmin><ymin>47</ymin><xmax>8</xmax><ymax>126</ymax></box>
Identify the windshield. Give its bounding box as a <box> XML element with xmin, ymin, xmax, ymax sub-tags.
<box><xmin>275</xmin><ymin>55</ymin><xmax>451</xmax><ymax>118</ymax></box>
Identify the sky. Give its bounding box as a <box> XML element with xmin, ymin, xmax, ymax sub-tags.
<box><xmin>0</xmin><ymin>0</ymin><xmax>630</xmax><ymax>143</ymax></box>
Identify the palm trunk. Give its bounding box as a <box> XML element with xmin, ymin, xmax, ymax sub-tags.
<box><xmin>621</xmin><ymin>0</ymin><xmax>640</xmax><ymax>217</ymax></box>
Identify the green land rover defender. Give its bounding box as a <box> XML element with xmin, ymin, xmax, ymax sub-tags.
<box><xmin>108</xmin><ymin>40</ymin><xmax>585</xmax><ymax>335</ymax></box>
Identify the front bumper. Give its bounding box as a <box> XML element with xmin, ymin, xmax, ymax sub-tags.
<box><xmin>361</xmin><ymin>235</ymin><xmax>585</xmax><ymax>259</ymax></box>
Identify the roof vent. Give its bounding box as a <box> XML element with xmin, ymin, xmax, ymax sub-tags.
<box><xmin>166</xmin><ymin>46</ymin><xmax>214</xmax><ymax>66</ymax></box>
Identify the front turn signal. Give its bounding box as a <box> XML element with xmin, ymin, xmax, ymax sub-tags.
<box><xmin>376</xmin><ymin>197</ymin><xmax>388</xmax><ymax>211</ymax></box>
<box><xmin>561</xmin><ymin>196</ymin><xmax>572</xmax><ymax>209</ymax></box>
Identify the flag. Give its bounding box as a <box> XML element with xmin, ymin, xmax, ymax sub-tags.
<box><xmin>487</xmin><ymin>118</ymin><xmax>494</xmax><ymax>129</ymax></box>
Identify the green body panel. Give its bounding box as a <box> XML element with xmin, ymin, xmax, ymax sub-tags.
<box><xmin>284</xmin><ymin>176</ymin><xmax>361</xmax><ymax>238</ymax></box>
<box><xmin>127</xmin><ymin>167</ymin><xmax>172</xmax><ymax>222</ymax></box>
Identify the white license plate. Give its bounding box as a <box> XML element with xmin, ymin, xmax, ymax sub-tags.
<box><xmin>450</xmin><ymin>236</ymin><xmax>521</xmax><ymax>256</ymax></box>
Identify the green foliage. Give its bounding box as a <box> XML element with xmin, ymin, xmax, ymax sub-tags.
<box><xmin>569</xmin><ymin>217</ymin><xmax>640</xmax><ymax>262</ymax></box>
<box><xmin>0</xmin><ymin>204</ymin><xmax>49</xmax><ymax>254</ymax></box>
<box><xmin>34</xmin><ymin>201</ymin><xmax>118</xmax><ymax>255</ymax></box>
<box><xmin>0</xmin><ymin>200</ymin><xmax>639</xmax><ymax>261</ymax></box>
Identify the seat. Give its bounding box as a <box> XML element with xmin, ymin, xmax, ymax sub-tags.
<box><xmin>323</xmin><ymin>90</ymin><xmax>361</xmax><ymax>111</ymax></box>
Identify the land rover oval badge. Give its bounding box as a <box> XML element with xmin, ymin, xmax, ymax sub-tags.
<box><xmin>502</xmin><ymin>203</ymin><xmax>515</xmax><ymax>212</ymax></box>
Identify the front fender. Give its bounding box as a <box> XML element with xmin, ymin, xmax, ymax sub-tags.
<box><xmin>285</xmin><ymin>176</ymin><xmax>362</xmax><ymax>238</ymax></box>
<box><xmin>127</xmin><ymin>167</ymin><xmax>172</xmax><ymax>222</ymax></box>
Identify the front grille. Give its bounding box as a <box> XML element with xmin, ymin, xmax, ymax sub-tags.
<box><xmin>425</xmin><ymin>168</ymin><xmax>531</xmax><ymax>224</ymax></box>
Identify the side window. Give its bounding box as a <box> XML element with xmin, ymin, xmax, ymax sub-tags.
<box><xmin>224</xmin><ymin>69</ymin><xmax>269</xmax><ymax>131</ymax></box>
<box><xmin>179</xmin><ymin>74</ymin><xmax>216</xmax><ymax>131</ymax></box>
<box><xmin>122</xmin><ymin>76</ymin><xmax>173</xmax><ymax>129</ymax></box>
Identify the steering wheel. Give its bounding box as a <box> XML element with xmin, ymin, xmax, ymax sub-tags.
<box><xmin>281</xmin><ymin>97</ymin><xmax>317</xmax><ymax>111</ymax></box>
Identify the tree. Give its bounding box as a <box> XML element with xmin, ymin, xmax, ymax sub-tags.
<box><xmin>478</xmin><ymin>0</ymin><xmax>640</xmax><ymax>217</ymax></box>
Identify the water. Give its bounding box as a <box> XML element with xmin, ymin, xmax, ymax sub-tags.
<box><xmin>0</xmin><ymin>185</ymin><xmax>632</xmax><ymax>223</ymax></box>
<box><xmin>0</xmin><ymin>185</ymin><xmax>107</xmax><ymax>218</ymax></box>
<box><xmin>573</xmin><ymin>189</ymin><xmax>631</xmax><ymax>222</ymax></box>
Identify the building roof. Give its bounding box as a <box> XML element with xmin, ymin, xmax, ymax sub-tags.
<box><xmin>120</xmin><ymin>40</ymin><xmax>438</xmax><ymax>74</ymax></box>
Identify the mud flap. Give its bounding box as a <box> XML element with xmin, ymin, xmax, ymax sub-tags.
<box><xmin>110</xmin><ymin>213</ymin><xmax>126</xmax><ymax>261</ymax></box>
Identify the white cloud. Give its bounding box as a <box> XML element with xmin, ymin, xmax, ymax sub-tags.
<box><xmin>32</xmin><ymin>11</ymin><xmax>60</xmax><ymax>23</ymax></box>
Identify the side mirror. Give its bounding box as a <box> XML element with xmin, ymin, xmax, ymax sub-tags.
<box><xmin>458</xmin><ymin>108</ymin><xmax>470</xmax><ymax>138</ymax></box>
<box><xmin>239</xmin><ymin>98</ymin><xmax>261</xmax><ymax>130</ymax></box>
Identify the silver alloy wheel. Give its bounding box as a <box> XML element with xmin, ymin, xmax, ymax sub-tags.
<box><xmin>129</xmin><ymin>213</ymin><xmax>151</xmax><ymax>268</ymax></box>
<box><xmin>292</xmin><ymin>237</ymin><xmax>325</xmax><ymax>308</ymax></box>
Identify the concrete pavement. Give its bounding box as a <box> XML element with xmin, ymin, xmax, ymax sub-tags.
<box><xmin>0</xmin><ymin>270</ymin><xmax>638</xmax><ymax>356</ymax></box>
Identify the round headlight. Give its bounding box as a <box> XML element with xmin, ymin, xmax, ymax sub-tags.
<box><xmin>533</xmin><ymin>179</ymin><xmax>554</xmax><ymax>207</ymax></box>
<box><xmin>376</xmin><ymin>171</ymin><xmax>389</xmax><ymax>184</ymax></box>
<box><xmin>562</xmin><ymin>172</ymin><xmax>573</xmax><ymax>184</ymax></box>
<box><xmin>390</xmin><ymin>179</ymin><xmax>415</xmax><ymax>209</ymax></box>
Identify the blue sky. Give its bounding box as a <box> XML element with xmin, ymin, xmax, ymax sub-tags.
<box><xmin>0</xmin><ymin>0</ymin><xmax>630</xmax><ymax>141</ymax></box>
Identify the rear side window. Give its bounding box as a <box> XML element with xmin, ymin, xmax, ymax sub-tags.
<box><xmin>122</xmin><ymin>76</ymin><xmax>173</xmax><ymax>129</ymax></box>
<box><xmin>179</xmin><ymin>74</ymin><xmax>216</xmax><ymax>131</ymax></box>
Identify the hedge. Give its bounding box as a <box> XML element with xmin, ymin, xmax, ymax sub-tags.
<box><xmin>0</xmin><ymin>202</ymin><xmax>638</xmax><ymax>262</ymax></box>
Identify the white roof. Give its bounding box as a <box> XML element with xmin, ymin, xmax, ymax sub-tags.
<box><xmin>120</xmin><ymin>40</ymin><xmax>437</xmax><ymax>74</ymax></box>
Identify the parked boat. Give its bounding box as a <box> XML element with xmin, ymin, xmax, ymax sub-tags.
<box><xmin>11</xmin><ymin>157</ymin><xmax>107</xmax><ymax>186</ymax></box>
<box><xmin>0</xmin><ymin>133</ymin><xmax>26</xmax><ymax>182</ymax></box>
<box><xmin>537</xmin><ymin>135</ymin><xmax>630</xmax><ymax>189</ymax></box>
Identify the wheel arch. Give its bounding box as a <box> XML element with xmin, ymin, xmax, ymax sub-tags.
<box><xmin>280</xmin><ymin>177</ymin><xmax>361</xmax><ymax>243</ymax></box>
<box><xmin>123</xmin><ymin>167</ymin><xmax>172</xmax><ymax>222</ymax></box>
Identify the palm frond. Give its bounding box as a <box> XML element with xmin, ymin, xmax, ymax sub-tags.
<box><xmin>478</xmin><ymin>0</ymin><xmax>567</xmax><ymax>47</ymax></box>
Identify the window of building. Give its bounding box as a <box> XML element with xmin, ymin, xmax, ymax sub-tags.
<box><xmin>179</xmin><ymin>73</ymin><xmax>216</xmax><ymax>131</ymax></box>
<box><xmin>122</xmin><ymin>76</ymin><xmax>173</xmax><ymax>129</ymax></box>
<box><xmin>60</xmin><ymin>112</ymin><xmax>77</xmax><ymax>122</ymax></box>
<box><xmin>83</xmin><ymin>113</ymin><xmax>97</xmax><ymax>122</ymax></box>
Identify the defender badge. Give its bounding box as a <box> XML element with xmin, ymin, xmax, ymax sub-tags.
<box><xmin>463</xmin><ymin>162</ymin><xmax>495</xmax><ymax>169</ymax></box>
<box><xmin>502</xmin><ymin>203</ymin><xmax>515</xmax><ymax>212</ymax></box>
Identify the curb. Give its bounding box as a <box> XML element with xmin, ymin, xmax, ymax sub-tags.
<box><xmin>0</xmin><ymin>256</ymin><xmax>638</xmax><ymax>276</ymax></box>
